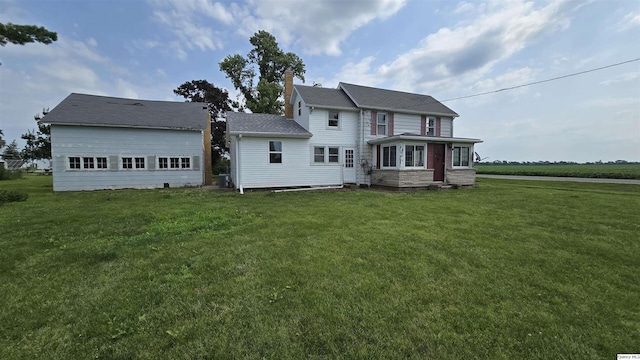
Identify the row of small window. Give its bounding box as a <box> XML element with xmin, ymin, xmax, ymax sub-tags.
<box><xmin>380</xmin><ymin>145</ymin><xmax>424</xmax><ymax>168</ymax></box>
<box><xmin>379</xmin><ymin>145</ymin><xmax>471</xmax><ymax>168</ymax></box>
<box><xmin>68</xmin><ymin>156</ymin><xmax>191</xmax><ymax>170</ymax></box>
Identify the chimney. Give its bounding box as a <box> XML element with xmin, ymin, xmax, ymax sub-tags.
<box><xmin>284</xmin><ymin>69</ymin><xmax>293</xmax><ymax>119</ymax></box>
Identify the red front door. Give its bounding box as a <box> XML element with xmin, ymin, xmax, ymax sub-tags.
<box><xmin>428</xmin><ymin>144</ymin><xmax>446</xmax><ymax>181</ymax></box>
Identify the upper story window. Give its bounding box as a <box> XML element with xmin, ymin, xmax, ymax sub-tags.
<box><xmin>405</xmin><ymin>145</ymin><xmax>424</xmax><ymax>167</ymax></box>
<box><xmin>453</xmin><ymin>146</ymin><xmax>470</xmax><ymax>167</ymax></box>
<box><xmin>382</xmin><ymin>145</ymin><xmax>397</xmax><ymax>167</ymax></box>
<box><xmin>377</xmin><ymin>113</ymin><xmax>387</xmax><ymax>135</ymax></box>
<box><xmin>328</xmin><ymin>111</ymin><xmax>340</xmax><ymax>128</ymax></box>
<box><xmin>427</xmin><ymin>117</ymin><xmax>436</xmax><ymax>136</ymax></box>
<box><xmin>269</xmin><ymin>141</ymin><xmax>282</xmax><ymax>164</ymax></box>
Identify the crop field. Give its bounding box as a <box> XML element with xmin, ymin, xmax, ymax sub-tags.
<box><xmin>474</xmin><ymin>163</ymin><xmax>640</xmax><ymax>179</ymax></box>
<box><xmin>1</xmin><ymin>176</ymin><xmax>639</xmax><ymax>359</ymax></box>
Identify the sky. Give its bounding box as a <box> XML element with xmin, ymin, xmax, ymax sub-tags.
<box><xmin>0</xmin><ymin>0</ymin><xmax>639</xmax><ymax>163</ymax></box>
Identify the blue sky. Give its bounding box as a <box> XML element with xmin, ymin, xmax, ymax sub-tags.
<box><xmin>1</xmin><ymin>0</ymin><xmax>638</xmax><ymax>162</ymax></box>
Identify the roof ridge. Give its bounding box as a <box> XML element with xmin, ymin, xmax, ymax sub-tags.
<box><xmin>339</xmin><ymin>82</ymin><xmax>435</xmax><ymax>98</ymax></box>
<box><xmin>69</xmin><ymin>92</ymin><xmax>198</xmax><ymax>105</ymax></box>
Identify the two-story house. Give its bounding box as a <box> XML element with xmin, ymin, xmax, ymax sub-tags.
<box><xmin>226</xmin><ymin>70</ymin><xmax>482</xmax><ymax>191</ymax></box>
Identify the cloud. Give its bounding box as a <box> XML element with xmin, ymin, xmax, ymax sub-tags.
<box><xmin>581</xmin><ymin>97</ymin><xmax>640</xmax><ymax>108</ymax></box>
<box><xmin>234</xmin><ymin>0</ymin><xmax>406</xmax><ymax>56</ymax></box>
<box><xmin>619</xmin><ymin>11</ymin><xmax>640</xmax><ymax>31</ymax></box>
<box><xmin>599</xmin><ymin>72</ymin><xmax>640</xmax><ymax>85</ymax></box>
<box><xmin>148</xmin><ymin>0</ymin><xmax>231</xmax><ymax>58</ymax></box>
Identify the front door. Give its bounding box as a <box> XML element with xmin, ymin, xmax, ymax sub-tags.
<box><xmin>344</xmin><ymin>148</ymin><xmax>356</xmax><ymax>183</ymax></box>
<box><xmin>428</xmin><ymin>144</ymin><xmax>445</xmax><ymax>181</ymax></box>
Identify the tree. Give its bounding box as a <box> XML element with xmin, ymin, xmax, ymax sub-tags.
<box><xmin>0</xmin><ymin>129</ymin><xmax>5</xmax><ymax>150</ymax></box>
<box><xmin>173</xmin><ymin>80</ymin><xmax>236</xmax><ymax>167</ymax></box>
<box><xmin>219</xmin><ymin>30</ymin><xmax>305</xmax><ymax>114</ymax></box>
<box><xmin>1</xmin><ymin>140</ymin><xmax>21</xmax><ymax>159</ymax></box>
<box><xmin>0</xmin><ymin>22</ymin><xmax>57</xmax><ymax>46</ymax></box>
<box><xmin>20</xmin><ymin>109</ymin><xmax>51</xmax><ymax>163</ymax></box>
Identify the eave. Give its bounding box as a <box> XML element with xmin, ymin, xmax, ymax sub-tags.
<box><xmin>368</xmin><ymin>134</ymin><xmax>483</xmax><ymax>145</ymax></box>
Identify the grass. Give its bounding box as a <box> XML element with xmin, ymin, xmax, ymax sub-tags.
<box><xmin>1</xmin><ymin>176</ymin><xmax>639</xmax><ymax>359</ymax></box>
<box><xmin>475</xmin><ymin>163</ymin><xmax>640</xmax><ymax>179</ymax></box>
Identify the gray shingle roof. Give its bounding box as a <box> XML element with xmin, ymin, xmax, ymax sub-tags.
<box><xmin>293</xmin><ymin>85</ymin><xmax>357</xmax><ymax>110</ymax></box>
<box><xmin>227</xmin><ymin>112</ymin><xmax>312</xmax><ymax>138</ymax></box>
<box><xmin>42</xmin><ymin>93</ymin><xmax>208</xmax><ymax>131</ymax></box>
<box><xmin>339</xmin><ymin>82</ymin><xmax>458</xmax><ymax>117</ymax></box>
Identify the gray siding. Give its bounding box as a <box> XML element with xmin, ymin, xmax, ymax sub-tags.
<box><xmin>441</xmin><ymin>117</ymin><xmax>453</xmax><ymax>137</ymax></box>
<box><xmin>51</xmin><ymin>125</ymin><xmax>204</xmax><ymax>191</ymax></box>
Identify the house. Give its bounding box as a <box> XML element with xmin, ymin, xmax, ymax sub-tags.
<box><xmin>226</xmin><ymin>71</ymin><xmax>482</xmax><ymax>190</ymax></box>
<box><xmin>43</xmin><ymin>93</ymin><xmax>211</xmax><ymax>191</ymax></box>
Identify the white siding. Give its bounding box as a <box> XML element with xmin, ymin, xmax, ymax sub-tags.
<box><xmin>393</xmin><ymin>113</ymin><xmax>421</xmax><ymax>135</ymax></box>
<box><xmin>308</xmin><ymin>108</ymin><xmax>359</xmax><ymax>145</ymax></box>
<box><xmin>292</xmin><ymin>92</ymin><xmax>310</xmax><ymax>131</ymax></box>
<box><xmin>236</xmin><ymin>137</ymin><xmax>342</xmax><ymax>188</ymax></box>
<box><xmin>51</xmin><ymin>125</ymin><xmax>204</xmax><ymax>191</ymax></box>
<box><xmin>229</xmin><ymin>135</ymin><xmax>237</xmax><ymax>187</ymax></box>
<box><xmin>441</xmin><ymin>117</ymin><xmax>453</xmax><ymax>137</ymax></box>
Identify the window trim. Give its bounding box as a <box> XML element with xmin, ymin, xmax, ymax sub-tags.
<box><xmin>377</xmin><ymin>112</ymin><xmax>387</xmax><ymax>136</ymax></box>
<box><xmin>67</xmin><ymin>156</ymin><xmax>108</xmax><ymax>171</ymax></box>
<box><xmin>452</xmin><ymin>145</ymin><xmax>471</xmax><ymax>168</ymax></box>
<box><xmin>121</xmin><ymin>156</ymin><xmax>146</xmax><ymax>170</ymax></box>
<box><xmin>313</xmin><ymin>146</ymin><xmax>325</xmax><ymax>163</ymax></box>
<box><xmin>426</xmin><ymin>117</ymin><xmax>436</xmax><ymax>136</ymax></box>
<box><xmin>157</xmin><ymin>156</ymin><xmax>192</xmax><ymax>170</ymax></box>
<box><xmin>328</xmin><ymin>147</ymin><xmax>340</xmax><ymax>163</ymax></box>
<box><xmin>381</xmin><ymin>144</ymin><xmax>397</xmax><ymax>168</ymax></box>
<box><xmin>327</xmin><ymin>110</ymin><xmax>340</xmax><ymax>129</ymax></box>
<box><xmin>269</xmin><ymin>141</ymin><xmax>283</xmax><ymax>164</ymax></box>
<box><xmin>405</xmin><ymin>145</ymin><xmax>425</xmax><ymax>168</ymax></box>
<box><xmin>312</xmin><ymin>145</ymin><xmax>342</xmax><ymax>165</ymax></box>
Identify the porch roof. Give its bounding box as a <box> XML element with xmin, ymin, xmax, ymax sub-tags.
<box><xmin>367</xmin><ymin>134</ymin><xmax>482</xmax><ymax>145</ymax></box>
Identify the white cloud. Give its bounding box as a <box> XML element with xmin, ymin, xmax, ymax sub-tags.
<box><xmin>581</xmin><ymin>97</ymin><xmax>640</xmax><ymax>108</ymax></box>
<box><xmin>234</xmin><ymin>0</ymin><xmax>406</xmax><ymax>56</ymax></box>
<box><xmin>619</xmin><ymin>11</ymin><xmax>640</xmax><ymax>31</ymax></box>
<box><xmin>599</xmin><ymin>72</ymin><xmax>640</xmax><ymax>85</ymax></box>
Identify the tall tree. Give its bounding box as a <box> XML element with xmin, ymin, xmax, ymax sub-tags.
<box><xmin>0</xmin><ymin>22</ymin><xmax>57</xmax><ymax>46</ymax></box>
<box><xmin>1</xmin><ymin>140</ymin><xmax>21</xmax><ymax>159</ymax></box>
<box><xmin>20</xmin><ymin>109</ymin><xmax>51</xmax><ymax>163</ymax></box>
<box><xmin>219</xmin><ymin>30</ymin><xmax>305</xmax><ymax>114</ymax></box>
<box><xmin>173</xmin><ymin>80</ymin><xmax>236</xmax><ymax>166</ymax></box>
<box><xmin>0</xmin><ymin>129</ymin><xmax>5</xmax><ymax>149</ymax></box>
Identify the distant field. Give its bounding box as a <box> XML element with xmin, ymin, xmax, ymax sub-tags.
<box><xmin>475</xmin><ymin>164</ymin><xmax>640</xmax><ymax>179</ymax></box>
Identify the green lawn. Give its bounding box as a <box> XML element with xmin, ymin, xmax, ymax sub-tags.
<box><xmin>1</xmin><ymin>176</ymin><xmax>639</xmax><ymax>359</ymax></box>
<box><xmin>475</xmin><ymin>163</ymin><xmax>640</xmax><ymax>179</ymax></box>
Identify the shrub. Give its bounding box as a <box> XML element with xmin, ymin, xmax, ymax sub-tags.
<box><xmin>0</xmin><ymin>190</ymin><xmax>28</xmax><ymax>205</ymax></box>
<box><xmin>0</xmin><ymin>168</ymin><xmax>24</xmax><ymax>180</ymax></box>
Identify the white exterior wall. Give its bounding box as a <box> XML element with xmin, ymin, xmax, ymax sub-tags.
<box><xmin>393</xmin><ymin>113</ymin><xmax>421</xmax><ymax>135</ymax></box>
<box><xmin>229</xmin><ymin>135</ymin><xmax>237</xmax><ymax>187</ymax></box>
<box><xmin>441</xmin><ymin>117</ymin><xmax>453</xmax><ymax>137</ymax></box>
<box><xmin>292</xmin><ymin>92</ymin><xmax>310</xmax><ymax>130</ymax></box>
<box><xmin>51</xmin><ymin>125</ymin><xmax>204</xmax><ymax>191</ymax></box>
<box><xmin>234</xmin><ymin>136</ymin><xmax>342</xmax><ymax>189</ymax></box>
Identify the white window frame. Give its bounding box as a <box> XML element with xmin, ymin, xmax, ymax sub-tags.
<box><xmin>96</xmin><ymin>157</ymin><xmax>108</xmax><ymax>170</ymax></box>
<box><xmin>68</xmin><ymin>156</ymin><xmax>81</xmax><ymax>170</ymax></box>
<box><xmin>313</xmin><ymin>146</ymin><xmax>325</xmax><ymax>163</ymax></box>
<box><xmin>327</xmin><ymin>110</ymin><xmax>340</xmax><ymax>129</ymax></box>
<box><xmin>452</xmin><ymin>146</ymin><xmax>471</xmax><ymax>168</ymax></box>
<box><xmin>381</xmin><ymin>145</ymin><xmax>397</xmax><ymax>168</ymax></box>
<box><xmin>269</xmin><ymin>141</ymin><xmax>282</xmax><ymax>164</ymax></box>
<box><xmin>312</xmin><ymin>145</ymin><xmax>341</xmax><ymax>165</ymax></box>
<box><xmin>405</xmin><ymin>145</ymin><xmax>425</xmax><ymax>168</ymax></box>
<box><xmin>328</xmin><ymin>147</ymin><xmax>340</xmax><ymax>163</ymax></box>
<box><xmin>157</xmin><ymin>156</ymin><xmax>192</xmax><ymax>170</ymax></box>
<box><xmin>427</xmin><ymin>117</ymin><xmax>436</xmax><ymax>136</ymax></box>
<box><xmin>121</xmin><ymin>156</ymin><xmax>146</xmax><ymax>170</ymax></box>
<box><xmin>377</xmin><ymin>112</ymin><xmax>387</xmax><ymax>135</ymax></box>
<box><xmin>67</xmin><ymin>156</ymin><xmax>108</xmax><ymax>171</ymax></box>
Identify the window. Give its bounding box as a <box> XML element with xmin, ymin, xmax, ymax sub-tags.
<box><xmin>135</xmin><ymin>157</ymin><xmax>145</xmax><ymax>169</ymax></box>
<box><xmin>345</xmin><ymin>149</ymin><xmax>354</xmax><ymax>168</ymax></box>
<box><xmin>453</xmin><ymin>146</ymin><xmax>470</xmax><ymax>167</ymax></box>
<box><xmin>377</xmin><ymin>113</ymin><xmax>387</xmax><ymax>135</ymax></box>
<box><xmin>69</xmin><ymin>157</ymin><xmax>81</xmax><ymax>169</ymax></box>
<box><xmin>427</xmin><ymin>118</ymin><xmax>435</xmax><ymax>136</ymax></box>
<box><xmin>96</xmin><ymin>157</ymin><xmax>108</xmax><ymax>169</ymax></box>
<box><xmin>170</xmin><ymin>157</ymin><xmax>180</xmax><ymax>169</ymax></box>
<box><xmin>382</xmin><ymin>145</ymin><xmax>397</xmax><ymax>167</ymax></box>
<box><xmin>328</xmin><ymin>147</ymin><xmax>339</xmax><ymax>163</ymax></box>
<box><xmin>405</xmin><ymin>145</ymin><xmax>425</xmax><ymax>167</ymax></box>
<box><xmin>181</xmin><ymin>157</ymin><xmax>190</xmax><ymax>169</ymax></box>
<box><xmin>83</xmin><ymin>157</ymin><xmax>95</xmax><ymax>169</ymax></box>
<box><xmin>158</xmin><ymin>156</ymin><xmax>191</xmax><ymax>170</ymax></box>
<box><xmin>269</xmin><ymin>141</ymin><xmax>282</xmax><ymax>164</ymax></box>
<box><xmin>328</xmin><ymin>111</ymin><xmax>340</xmax><ymax>128</ymax></box>
<box><xmin>159</xmin><ymin>157</ymin><xmax>168</xmax><ymax>169</ymax></box>
<box><xmin>122</xmin><ymin>157</ymin><xmax>133</xmax><ymax>169</ymax></box>
<box><xmin>314</xmin><ymin>147</ymin><xmax>325</xmax><ymax>163</ymax></box>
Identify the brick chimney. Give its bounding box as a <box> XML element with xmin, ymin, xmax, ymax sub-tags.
<box><xmin>284</xmin><ymin>69</ymin><xmax>293</xmax><ymax>119</ymax></box>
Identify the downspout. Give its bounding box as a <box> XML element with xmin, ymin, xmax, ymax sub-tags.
<box><xmin>236</xmin><ymin>134</ymin><xmax>243</xmax><ymax>194</ymax></box>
